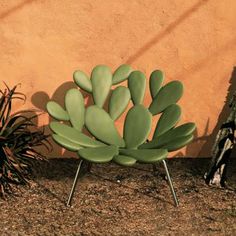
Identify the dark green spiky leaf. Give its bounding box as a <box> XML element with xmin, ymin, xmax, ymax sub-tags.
<box><xmin>140</xmin><ymin>122</ymin><xmax>196</xmax><ymax>149</ymax></box>
<box><xmin>52</xmin><ymin>134</ymin><xmax>82</xmax><ymax>151</ymax></box>
<box><xmin>65</xmin><ymin>88</ymin><xmax>85</xmax><ymax>131</ymax></box>
<box><xmin>128</xmin><ymin>71</ymin><xmax>146</xmax><ymax>105</ymax></box>
<box><xmin>50</xmin><ymin>121</ymin><xmax>105</xmax><ymax>148</ymax></box>
<box><xmin>78</xmin><ymin>145</ymin><xmax>118</xmax><ymax>163</ymax></box>
<box><xmin>149</xmin><ymin>81</ymin><xmax>183</xmax><ymax>115</ymax></box>
<box><xmin>120</xmin><ymin>149</ymin><xmax>167</xmax><ymax>163</ymax></box>
<box><xmin>91</xmin><ymin>65</ymin><xmax>112</xmax><ymax>108</ymax></box>
<box><xmin>109</xmin><ymin>86</ymin><xmax>130</xmax><ymax>120</ymax></box>
<box><xmin>149</xmin><ymin>70</ymin><xmax>164</xmax><ymax>99</ymax></box>
<box><xmin>0</xmin><ymin>83</ymin><xmax>49</xmax><ymax>197</ymax></box>
<box><xmin>85</xmin><ymin>105</ymin><xmax>125</xmax><ymax>147</ymax></box>
<box><xmin>124</xmin><ymin>105</ymin><xmax>152</xmax><ymax>149</ymax></box>
<box><xmin>73</xmin><ymin>70</ymin><xmax>92</xmax><ymax>93</ymax></box>
<box><xmin>112</xmin><ymin>64</ymin><xmax>133</xmax><ymax>85</ymax></box>
<box><xmin>46</xmin><ymin>101</ymin><xmax>70</xmax><ymax>121</ymax></box>
<box><xmin>113</xmin><ymin>155</ymin><xmax>136</xmax><ymax>166</ymax></box>
<box><xmin>161</xmin><ymin>134</ymin><xmax>194</xmax><ymax>152</ymax></box>
<box><xmin>153</xmin><ymin>104</ymin><xmax>181</xmax><ymax>138</ymax></box>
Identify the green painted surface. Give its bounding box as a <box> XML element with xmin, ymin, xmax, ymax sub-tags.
<box><xmin>149</xmin><ymin>70</ymin><xmax>164</xmax><ymax>99</ymax></box>
<box><xmin>112</xmin><ymin>64</ymin><xmax>133</xmax><ymax>85</ymax></box>
<box><xmin>161</xmin><ymin>134</ymin><xmax>194</xmax><ymax>152</ymax></box>
<box><xmin>52</xmin><ymin>134</ymin><xmax>82</xmax><ymax>151</ymax></box>
<box><xmin>65</xmin><ymin>89</ymin><xmax>85</xmax><ymax>131</ymax></box>
<box><xmin>120</xmin><ymin>149</ymin><xmax>167</xmax><ymax>163</ymax></box>
<box><xmin>140</xmin><ymin>122</ymin><xmax>196</xmax><ymax>149</ymax></box>
<box><xmin>124</xmin><ymin>104</ymin><xmax>152</xmax><ymax>149</ymax></box>
<box><xmin>153</xmin><ymin>104</ymin><xmax>181</xmax><ymax>138</ymax></box>
<box><xmin>113</xmin><ymin>155</ymin><xmax>136</xmax><ymax>166</ymax></box>
<box><xmin>149</xmin><ymin>81</ymin><xmax>183</xmax><ymax>115</ymax></box>
<box><xmin>46</xmin><ymin>101</ymin><xmax>70</xmax><ymax>121</ymax></box>
<box><xmin>91</xmin><ymin>65</ymin><xmax>112</xmax><ymax>108</ymax></box>
<box><xmin>85</xmin><ymin>105</ymin><xmax>125</xmax><ymax>147</ymax></box>
<box><xmin>50</xmin><ymin>121</ymin><xmax>105</xmax><ymax>148</ymax></box>
<box><xmin>109</xmin><ymin>86</ymin><xmax>131</xmax><ymax>120</ymax></box>
<box><xmin>73</xmin><ymin>70</ymin><xmax>92</xmax><ymax>93</ymax></box>
<box><xmin>78</xmin><ymin>145</ymin><xmax>118</xmax><ymax>163</ymax></box>
<box><xmin>128</xmin><ymin>71</ymin><xmax>146</xmax><ymax>105</ymax></box>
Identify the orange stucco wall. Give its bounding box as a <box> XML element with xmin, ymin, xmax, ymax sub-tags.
<box><xmin>0</xmin><ymin>0</ymin><xmax>236</xmax><ymax>157</ymax></box>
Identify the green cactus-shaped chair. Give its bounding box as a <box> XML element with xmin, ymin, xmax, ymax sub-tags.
<box><xmin>46</xmin><ymin>64</ymin><xmax>196</xmax><ymax>207</ymax></box>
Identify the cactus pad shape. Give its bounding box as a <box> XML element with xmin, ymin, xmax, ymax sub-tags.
<box><xmin>78</xmin><ymin>146</ymin><xmax>118</xmax><ymax>163</ymax></box>
<box><xmin>73</xmin><ymin>70</ymin><xmax>92</xmax><ymax>93</ymax></box>
<box><xmin>47</xmin><ymin>65</ymin><xmax>196</xmax><ymax>166</ymax></box>
<box><xmin>153</xmin><ymin>104</ymin><xmax>181</xmax><ymax>138</ymax></box>
<box><xmin>91</xmin><ymin>65</ymin><xmax>112</xmax><ymax>108</ymax></box>
<box><xmin>113</xmin><ymin>155</ymin><xmax>137</xmax><ymax>166</ymax></box>
<box><xmin>161</xmin><ymin>134</ymin><xmax>194</xmax><ymax>151</ymax></box>
<box><xmin>124</xmin><ymin>104</ymin><xmax>152</xmax><ymax>149</ymax></box>
<box><xmin>50</xmin><ymin>122</ymin><xmax>105</xmax><ymax>148</ymax></box>
<box><xmin>149</xmin><ymin>70</ymin><xmax>164</xmax><ymax>99</ymax></box>
<box><xmin>85</xmin><ymin>105</ymin><xmax>125</xmax><ymax>147</ymax></box>
<box><xmin>46</xmin><ymin>101</ymin><xmax>70</xmax><ymax>121</ymax></box>
<box><xmin>139</xmin><ymin>122</ymin><xmax>196</xmax><ymax>149</ymax></box>
<box><xmin>65</xmin><ymin>89</ymin><xmax>85</xmax><ymax>131</ymax></box>
<box><xmin>52</xmin><ymin>134</ymin><xmax>83</xmax><ymax>151</ymax></box>
<box><xmin>112</xmin><ymin>64</ymin><xmax>133</xmax><ymax>85</ymax></box>
<box><xmin>109</xmin><ymin>86</ymin><xmax>131</xmax><ymax>120</ymax></box>
<box><xmin>120</xmin><ymin>149</ymin><xmax>168</xmax><ymax>163</ymax></box>
<box><xmin>128</xmin><ymin>71</ymin><xmax>146</xmax><ymax>105</ymax></box>
<box><xmin>149</xmin><ymin>81</ymin><xmax>183</xmax><ymax>115</ymax></box>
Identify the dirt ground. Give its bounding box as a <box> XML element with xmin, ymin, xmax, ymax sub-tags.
<box><xmin>0</xmin><ymin>158</ymin><xmax>236</xmax><ymax>236</ymax></box>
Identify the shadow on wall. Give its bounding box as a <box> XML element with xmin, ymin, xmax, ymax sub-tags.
<box><xmin>32</xmin><ymin>82</ymin><xmax>78</xmax><ymax>157</ymax></box>
<box><xmin>126</xmin><ymin>0</ymin><xmax>209</xmax><ymax>64</ymax></box>
<box><xmin>189</xmin><ymin>67</ymin><xmax>236</xmax><ymax>157</ymax></box>
<box><xmin>31</xmin><ymin>81</ymin><xmax>94</xmax><ymax>157</ymax></box>
<box><xmin>0</xmin><ymin>0</ymin><xmax>36</xmax><ymax>20</ymax></box>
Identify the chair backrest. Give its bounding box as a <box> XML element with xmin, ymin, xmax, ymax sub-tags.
<box><xmin>46</xmin><ymin>64</ymin><xmax>196</xmax><ymax>165</ymax></box>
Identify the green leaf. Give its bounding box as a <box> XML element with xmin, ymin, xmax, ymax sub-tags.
<box><xmin>112</xmin><ymin>64</ymin><xmax>133</xmax><ymax>85</ymax></box>
<box><xmin>91</xmin><ymin>65</ymin><xmax>112</xmax><ymax>108</ymax></box>
<box><xmin>113</xmin><ymin>155</ymin><xmax>136</xmax><ymax>166</ymax></box>
<box><xmin>78</xmin><ymin>145</ymin><xmax>118</xmax><ymax>163</ymax></box>
<box><xmin>124</xmin><ymin>105</ymin><xmax>152</xmax><ymax>149</ymax></box>
<box><xmin>52</xmin><ymin>134</ymin><xmax>82</xmax><ymax>151</ymax></box>
<box><xmin>140</xmin><ymin>122</ymin><xmax>196</xmax><ymax>149</ymax></box>
<box><xmin>153</xmin><ymin>104</ymin><xmax>181</xmax><ymax>138</ymax></box>
<box><xmin>149</xmin><ymin>70</ymin><xmax>164</xmax><ymax>99</ymax></box>
<box><xmin>161</xmin><ymin>134</ymin><xmax>194</xmax><ymax>152</ymax></box>
<box><xmin>149</xmin><ymin>81</ymin><xmax>183</xmax><ymax>115</ymax></box>
<box><xmin>65</xmin><ymin>89</ymin><xmax>85</xmax><ymax>131</ymax></box>
<box><xmin>128</xmin><ymin>71</ymin><xmax>146</xmax><ymax>105</ymax></box>
<box><xmin>46</xmin><ymin>101</ymin><xmax>70</xmax><ymax>121</ymax></box>
<box><xmin>50</xmin><ymin>122</ymin><xmax>105</xmax><ymax>148</ymax></box>
<box><xmin>109</xmin><ymin>86</ymin><xmax>130</xmax><ymax>120</ymax></box>
<box><xmin>120</xmin><ymin>149</ymin><xmax>167</xmax><ymax>163</ymax></box>
<box><xmin>85</xmin><ymin>105</ymin><xmax>125</xmax><ymax>147</ymax></box>
<box><xmin>73</xmin><ymin>70</ymin><xmax>92</xmax><ymax>93</ymax></box>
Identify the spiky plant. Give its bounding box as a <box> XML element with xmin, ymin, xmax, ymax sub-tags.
<box><xmin>0</xmin><ymin>83</ymin><xmax>49</xmax><ymax>197</ymax></box>
<box><xmin>46</xmin><ymin>65</ymin><xmax>196</xmax><ymax>166</ymax></box>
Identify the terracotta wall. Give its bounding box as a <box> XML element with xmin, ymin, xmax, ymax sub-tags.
<box><xmin>0</xmin><ymin>0</ymin><xmax>235</xmax><ymax>157</ymax></box>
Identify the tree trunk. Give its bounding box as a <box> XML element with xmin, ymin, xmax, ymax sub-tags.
<box><xmin>205</xmin><ymin>92</ymin><xmax>236</xmax><ymax>187</ymax></box>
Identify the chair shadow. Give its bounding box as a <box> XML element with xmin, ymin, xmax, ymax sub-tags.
<box><xmin>32</xmin><ymin>158</ymin><xmax>173</xmax><ymax>205</ymax></box>
<box><xmin>31</xmin><ymin>81</ymin><xmax>94</xmax><ymax>157</ymax></box>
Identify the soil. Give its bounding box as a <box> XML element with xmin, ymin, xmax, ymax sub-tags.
<box><xmin>0</xmin><ymin>158</ymin><xmax>236</xmax><ymax>236</ymax></box>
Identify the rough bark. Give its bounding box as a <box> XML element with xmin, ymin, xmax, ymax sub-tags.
<box><xmin>205</xmin><ymin>92</ymin><xmax>236</xmax><ymax>186</ymax></box>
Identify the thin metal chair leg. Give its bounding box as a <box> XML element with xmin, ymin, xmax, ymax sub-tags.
<box><xmin>67</xmin><ymin>160</ymin><xmax>83</xmax><ymax>207</ymax></box>
<box><xmin>162</xmin><ymin>160</ymin><xmax>179</xmax><ymax>207</ymax></box>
